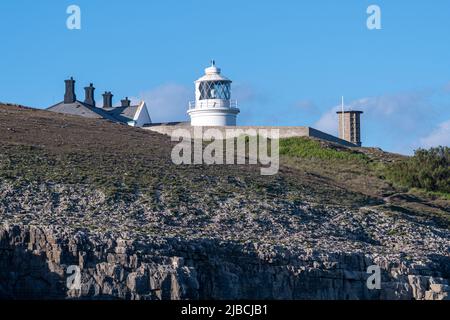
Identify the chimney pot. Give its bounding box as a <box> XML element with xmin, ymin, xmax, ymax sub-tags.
<box><xmin>84</xmin><ymin>83</ymin><xmax>96</xmax><ymax>107</ymax></box>
<box><xmin>121</xmin><ymin>97</ymin><xmax>131</xmax><ymax>107</ymax></box>
<box><xmin>102</xmin><ymin>91</ymin><xmax>113</xmax><ymax>109</ymax></box>
<box><xmin>64</xmin><ymin>77</ymin><xmax>76</xmax><ymax>104</ymax></box>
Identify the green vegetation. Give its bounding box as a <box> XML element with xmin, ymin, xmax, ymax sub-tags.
<box><xmin>279</xmin><ymin>137</ymin><xmax>369</xmax><ymax>162</ymax></box>
<box><xmin>0</xmin><ymin>104</ymin><xmax>448</xmax><ymax>224</ymax></box>
<box><xmin>410</xmin><ymin>189</ymin><xmax>450</xmax><ymax>201</ymax></box>
<box><xmin>385</xmin><ymin>146</ymin><xmax>450</xmax><ymax>196</ymax></box>
<box><xmin>0</xmin><ymin>145</ymin><xmax>160</xmax><ymax>201</ymax></box>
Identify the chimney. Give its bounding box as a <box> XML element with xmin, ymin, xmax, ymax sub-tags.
<box><xmin>64</xmin><ymin>77</ymin><xmax>76</xmax><ymax>104</ymax></box>
<box><xmin>84</xmin><ymin>83</ymin><xmax>96</xmax><ymax>107</ymax></box>
<box><xmin>121</xmin><ymin>97</ymin><xmax>131</xmax><ymax>107</ymax></box>
<box><xmin>102</xmin><ymin>91</ymin><xmax>113</xmax><ymax>109</ymax></box>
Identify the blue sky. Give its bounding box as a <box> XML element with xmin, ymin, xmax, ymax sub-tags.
<box><xmin>0</xmin><ymin>0</ymin><xmax>449</xmax><ymax>154</ymax></box>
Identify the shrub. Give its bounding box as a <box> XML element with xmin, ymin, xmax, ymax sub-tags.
<box><xmin>385</xmin><ymin>146</ymin><xmax>450</xmax><ymax>194</ymax></box>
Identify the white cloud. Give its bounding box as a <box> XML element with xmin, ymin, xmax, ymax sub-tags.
<box><xmin>313</xmin><ymin>89</ymin><xmax>443</xmax><ymax>154</ymax></box>
<box><xmin>232</xmin><ymin>83</ymin><xmax>273</xmax><ymax>124</ymax></box>
<box><xmin>419</xmin><ymin>120</ymin><xmax>450</xmax><ymax>148</ymax></box>
<box><xmin>314</xmin><ymin>105</ymin><xmax>340</xmax><ymax>134</ymax></box>
<box><xmin>233</xmin><ymin>84</ymin><xmax>258</xmax><ymax>103</ymax></box>
<box><xmin>315</xmin><ymin>90</ymin><xmax>434</xmax><ymax>135</ymax></box>
<box><xmin>233</xmin><ymin>83</ymin><xmax>270</xmax><ymax>104</ymax></box>
<box><xmin>131</xmin><ymin>82</ymin><xmax>270</xmax><ymax>125</ymax></box>
<box><xmin>293</xmin><ymin>100</ymin><xmax>320</xmax><ymax>115</ymax></box>
<box><xmin>131</xmin><ymin>83</ymin><xmax>192</xmax><ymax>123</ymax></box>
<box><xmin>349</xmin><ymin>90</ymin><xmax>432</xmax><ymax>118</ymax></box>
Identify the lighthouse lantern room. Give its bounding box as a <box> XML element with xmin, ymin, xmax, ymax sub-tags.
<box><xmin>188</xmin><ymin>61</ymin><xmax>240</xmax><ymax>126</ymax></box>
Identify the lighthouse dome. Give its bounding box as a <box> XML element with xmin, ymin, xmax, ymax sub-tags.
<box><xmin>196</xmin><ymin>61</ymin><xmax>231</xmax><ymax>83</ymax></box>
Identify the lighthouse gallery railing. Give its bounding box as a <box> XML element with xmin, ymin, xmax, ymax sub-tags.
<box><xmin>188</xmin><ymin>100</ymin><xmax>238</xmax><ymax>110</ymax></box>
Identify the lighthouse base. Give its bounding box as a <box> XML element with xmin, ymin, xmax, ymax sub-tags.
<box><xmin>188</xmin><ymin>108</ymin><xmax>240</xmax><ymax>126</ymax></box>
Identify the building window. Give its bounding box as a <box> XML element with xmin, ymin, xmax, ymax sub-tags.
<box><xmin>199</xmin><ymin>81</ymin><xmax>230</xmax><ymax>100</ymax></box>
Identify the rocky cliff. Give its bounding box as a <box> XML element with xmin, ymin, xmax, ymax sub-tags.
<box><xmin>0</xmin><ymin>104</ymin><xmax>449</xmax><ymax>300</ymax></box>
<box><xmin>1</xmin><ymin>224</ymin><xmax>449</xmax><ymax>300</ymax></box>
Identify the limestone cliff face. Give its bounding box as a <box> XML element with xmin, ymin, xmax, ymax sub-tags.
<box><xmin>1</xmin><ymin>224</ymin><xmax>448</xmax><ymax>300</ymax></box>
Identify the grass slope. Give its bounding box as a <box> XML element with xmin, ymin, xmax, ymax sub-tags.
<box><xmin>0</xmin><ymin>104</ymin><xmax>448</xmax><ymax>232</ymax></box>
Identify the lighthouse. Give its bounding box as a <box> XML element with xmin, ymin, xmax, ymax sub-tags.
<box><xmin>188</xmin><ymin>61</ymin><xmax>240</xmax><ymax>126</ymax></box>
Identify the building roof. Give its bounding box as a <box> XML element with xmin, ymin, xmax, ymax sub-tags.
<box><xmin>144</xmin><ymin>121</ymin><xmax>190</xmax><ymax>127</ymax></box>
<box><xmin>195</xmin><ymin>62</ymin><xmax>231</xmax><ymax>83</ymax></box>
<box><xmin>47</xmin><ymin>100</ymin><xmax>148</xmax><ymax>125</ymax></box>
<box><xmin>337</xmin><ymin>110</ymin><xmax>364</xmax><ymax>114</ymax></box>
<box><xmin>104</xmin><ymin>105</ymin><xmax>140</xmax><ymax>123</ymax></box>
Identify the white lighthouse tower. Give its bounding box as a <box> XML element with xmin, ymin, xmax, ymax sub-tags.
<box><xmin>188</xmin><ymin>61</ymin><xmax>240</xmax><ymax>126</ymax></box>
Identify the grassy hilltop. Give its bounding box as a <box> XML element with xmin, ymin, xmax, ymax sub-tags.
<box><xmin>0</xmin><ymin>103</ymin><xmax>448</xmax><ymax>237</ymax></box>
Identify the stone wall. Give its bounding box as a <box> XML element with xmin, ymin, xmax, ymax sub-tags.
<box><xmin>143</xmin><ymin>126</ymin><xmax>357</xmax><ymax>147</ymax></box>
